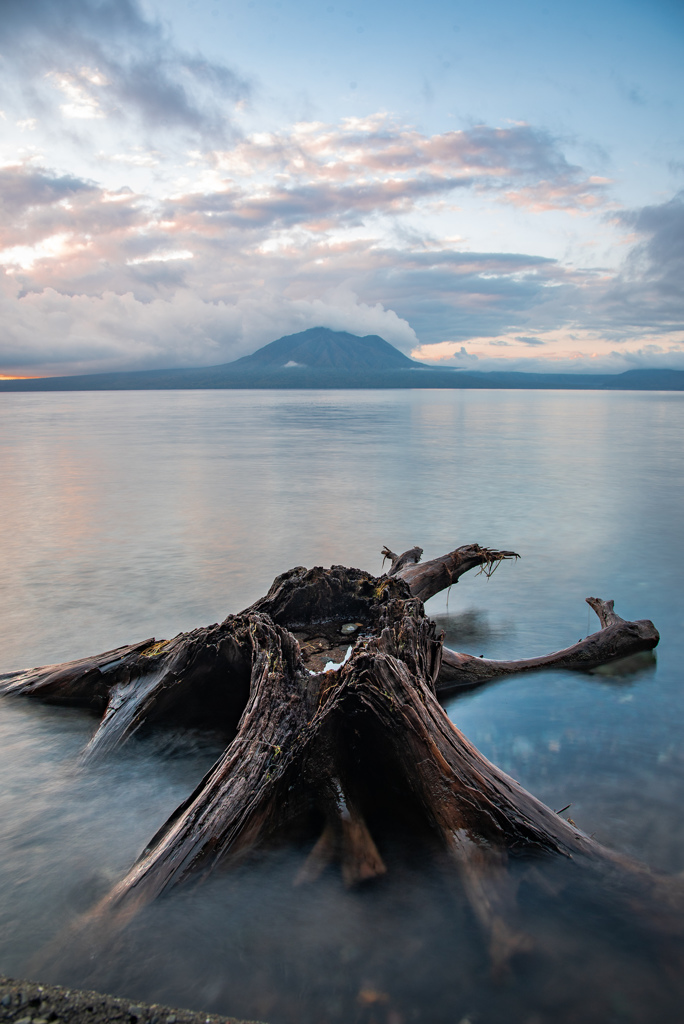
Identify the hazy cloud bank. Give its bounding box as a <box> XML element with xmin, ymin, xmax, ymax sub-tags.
<box><xmin>0</xmin><ymin>0</ymin><xmax>249</xmax><ymax>140</ymax></box>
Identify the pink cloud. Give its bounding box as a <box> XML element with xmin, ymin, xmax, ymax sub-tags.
<box><xmin>502</xmin><ymin>178</ymin><xmax>611</xmax><ymax>213</ymax></box>
<box><xmin>207</xmin><ymin>118</ymin><xmax>600</xmax><ymax>209</ymax></box>
<box><xmin>1</xmin><ymin>116</ymin><xmax>670</xmax><ymax>377</ymax></box>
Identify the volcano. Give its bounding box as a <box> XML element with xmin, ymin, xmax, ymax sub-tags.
<box><xmin>230</xmin><ymin>326</ymin><xmax>423</xmax><ymax>371</ymax></box>
<box><xmin>1</xmin><ymin>327</ymin><xmax>683</xmax><ymax>391</ymax></box>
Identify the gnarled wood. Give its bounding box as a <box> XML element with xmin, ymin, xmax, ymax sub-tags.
<box><xmin>81</xmin><ymin>621</ymin><xmax>254</xmax><ymax>760</ymax></box>
<box><xmin>0</xmin><ymin>638</ymin><xmax>155</xmax><ymax>710</ymax></box>
<box><xmin>437</xmin><ymin>596</ymin><xmax>660</xmax><ymax>694</ymax></box>
<box><xmin>45</xmin><ymin>568</ymin><xmax>678</xmax><ymax>994</ymax></box>
<box><xmin>294</xmin><ymin>777</ymin><xmax>387</xmax><ymax>888</ymax></box>
<box><xmin>586</xmin><ymin>595</ymin><xmax>624</xmax><ymax>628</ymax></box>
<box><xmin>0</xmin><ymin>622</ymin><xmax>255</xmax><ymax>761</ymax></box>
<box><xmin>5</xmin><ymin>541</ymin><xmax>677</xmax><ymax>996</ymax></box>
<box><xmin>394</xmin><ymin>543</ymin><xmax>520</xmax><ymax>602</ymax></box>
<box><xmin>88</xmin><ymin>613</ymin><xmax>310</xmax><ymax>926</ymax></box>
<box><xmin>381</xmin><ymin>544</ymin><xmax>423</xmax><ymax>575</ymax></box>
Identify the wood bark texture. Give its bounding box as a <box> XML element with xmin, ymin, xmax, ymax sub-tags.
<box><xmin>2</xmin><ymin>542</ymin><xmax>677</xmax><ymax>981</ymax></box>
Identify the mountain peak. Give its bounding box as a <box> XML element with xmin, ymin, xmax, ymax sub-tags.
<box><xmin>230</xmin><ymin>326</ymin><xmax>422</xmax><ymax>372</ymax></box>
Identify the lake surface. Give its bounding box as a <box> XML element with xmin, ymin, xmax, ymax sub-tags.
<box><xmin>1</xmin><ymin>389</ymin><xmax>683</xmax><ymax>1023</ymax></box>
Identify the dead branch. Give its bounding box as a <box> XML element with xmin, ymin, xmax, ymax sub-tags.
<box><xmin>394</xmin><ymin>543</ymin><xmax>520</xmax><ymax>602</ymax></box>
<box><xmin>437</xmin><ymin>597</ymin><xmax>660</xmax><ymax>695</ymax></box>
<box><xmin>381</xmin><ymin>544</ymin><xmax>423</xmax><ymax>575</ymax></box>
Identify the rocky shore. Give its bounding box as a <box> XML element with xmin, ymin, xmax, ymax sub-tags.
<box><xmin>0</xmin><ymin>978</ymin><xmax>264</xmax><ymax>1024</ymax></box>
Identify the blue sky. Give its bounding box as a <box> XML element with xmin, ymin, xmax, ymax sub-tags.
<box><xmin>0</xmin><ymin>0</ymin><xmax>682</xmax><ymax>376</ymax></box>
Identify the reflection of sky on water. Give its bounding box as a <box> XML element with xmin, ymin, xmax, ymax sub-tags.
<box><xmin>0</xmin><ymin>389</ymin><xmax>683</xmax><ymax>1015</ymax></box>
<box><xmin>2</xmin><ymin>389</ymin><xmax>682</xmax><ymax>666</ymax></box>
<box><xmin>445</xmin><ymin>661</ymin><xmax>684</xmax><ymax>875</ymax></box>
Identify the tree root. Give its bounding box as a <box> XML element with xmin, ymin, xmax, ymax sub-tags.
<box><xmin>3</xmin><ymin>543</ymin><xmax>676</xmax><ymax>990</ymax></box>
<box><xmin>437</xmin><ymin>596</ymin><xmax>659</xmax><ymax>695</ymax></box>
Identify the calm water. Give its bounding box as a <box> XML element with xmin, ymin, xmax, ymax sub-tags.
<box><xmin>1</xmin><ymin>389</ymin><xmax>683</xmax><ymax>1022</ymax></box>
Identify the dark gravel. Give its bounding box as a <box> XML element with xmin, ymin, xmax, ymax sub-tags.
<box><xmin>0</xmin><ymin>977</ymin><xmax>265</xmax><ymax>1024</ymax></box>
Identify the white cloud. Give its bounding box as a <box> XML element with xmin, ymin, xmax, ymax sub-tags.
<box><xmin>0</xmin><ymin>106</ymin><xmax>681</xmax><ymax>377</ymax></box>
<box><xmin>1</xmin><ymin>0</ymin><xmax>250</xmax><ymax>141</ymax></box>
<box><xmin>0</xmin><ymin>271</ymin><xmax>418</xmax><ymax>375</ymax></box>
<box><xmin>49</xmin><ymin>71</ymin><xmax>106</xmax><ymax>119</ymax></box>
<box><xmin>126</xmin><ymin>249</ymin><xmax>194</xmax><ymax>265</ymax></box>
<box><xmin>0</xmin><ymin>233</ymin><xmax>77</xmax><ymax>270</ymax></box>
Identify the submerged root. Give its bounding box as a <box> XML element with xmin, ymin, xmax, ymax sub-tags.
<box><xmin>5</xmin><ymin>545</ymin><xmax>679</xmax><ymax>993</ymax></box>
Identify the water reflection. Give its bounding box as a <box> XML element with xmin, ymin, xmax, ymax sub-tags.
<box><xmin>1</xmin><ymin>390</ymin><xmax>683</xmax><ymax>1021</ymax></box>
<box><xmin>432</xmin><ymin>608</ymin><xmax>516</xmax><ymax>652</ymax></box>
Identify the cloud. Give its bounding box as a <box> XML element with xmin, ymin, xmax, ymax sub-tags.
<box><xmin>619</xmin><ymin>191</ymin><xmax>684</xmax><ymax>292</ymax></box>
<box><xmin>0</xmin><ymin>114</ymin><xmax>595</xmax><ymax>309</ymax></box>
<box><xmin>602</xmin><ymin>192</ymin><xmax>684</xmax><ymax>331</ymax></box>
<box><xmin>0</xmin><ymin>163</ymin><xmax>97</xmax><ymax>221</ymax></box>
<box><xmin>0</xmin><ymin>116</ymin><xmax>681</xmax><ymax>377</ymax></box>
<box><xmin>0</xmin><ymin>140</ymin><xmax>612</xmax><ymax>373</ymax></box>
<box><xmin>0</xmin><ymin>0</ymin><xmax>249</xmax><ymax>139</ymax></box>
<box><xmin>208</xmin><ymin>118</ymin><xmax>607</xmax><ymax>216</ymax></box>
<box><xmin>0</xmin><ymin>272</ymin><xmax>418</xmax><ymax>375</ymax></box>
<box><xmin>502</xmin><ymin>177</ymin><xmax>611</xmax><ymax>213</ymax></box>
<box><xmin>411</xmin><ymin>341</ymin><xmax>477</xmax><ymax>363</ymax></box>
<box><xmin>167</xmin><ymin>174</ymin><xmax>474</xmax><ymax>232</ymax></box>
<box><xmin>411</xmin><ymin>327</ymin><xmax>684</xmax><ymax>373</ymax></box>
<box><xmin>0</xmin><ymin>161</ymin><xmax>145</xmax><ymax>264</ymax></box>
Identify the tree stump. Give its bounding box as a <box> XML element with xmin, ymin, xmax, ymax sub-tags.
<box><xmin>2</xmin><ymin>542</ymin><xmax>678</xmax><ymax>988</ymax></box>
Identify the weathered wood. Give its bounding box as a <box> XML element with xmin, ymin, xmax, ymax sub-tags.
<box><xmin>75</xmin><ymin>574</ymin><xmax>583</xmax><ymax>933</ymax></box>
<box><xmin>294</xmin><ymin>774</ymin><xmax>388</xmax><ymax>888</ymax></box>
<box><xmin>5</xmin><ymin>541</ymin><xmax>677</xmax><ymax>987</ymax></box>
<box><xmin>0</xmin><ymin>623</ymin><xmax>255</xmax><ymax>760</ymax></box>
<box><xmin>437</xmin><ymin>597</ymin><xmax>660</xmax><ymax>694</ymax></box>
<box><xmin>53</xmin><ymin>567</ymin><xmax>679</xmax><ymax>990</ymax></box>
<box><xmin>381</xmin><ymin>544</ymin><xmax>423</xmax><ymax>575</ymax></box>
<box><xmin>80</xmin><ymin>621</ymin><xmax>254</xmax><ymax>760</ymax></box>
<box><xmin>88</xmin><ymin>613</ymin><xmax>310</xmax><ymax>926</ymax></box>
<box><xmin>0</xmin><ymin>639</ymin><xmax>155</xmax><ymax>711</ymax></box>
<box><xmin>394</xmin><ymin>543</ymin><xmax>520</xmax><ymax>602</ymax></box>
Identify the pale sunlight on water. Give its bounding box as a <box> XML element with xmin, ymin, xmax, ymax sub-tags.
<box><xmin>1</xmin><ymin>389</ymin><xmax>683</xmax><ymax>1022</ymax></box>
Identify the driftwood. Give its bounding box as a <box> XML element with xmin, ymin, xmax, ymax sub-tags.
<box><xmin>438</xmin><ymin>596</ymin><xmax>660</xmax><ymax>694</ymax></box>
<box><xmin>382</xmin><ymin>542</ymin><xmax>520</xmax><ymax>601</ymax></box>
<box><xmin>2</xmin><ymin>541</ymin><xmax>677</xmax><ymax>991</ymax></box>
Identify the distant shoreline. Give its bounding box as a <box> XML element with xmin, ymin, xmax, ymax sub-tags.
<box><xmin>3</xmin><ymin>327</ymin><xmax>683</xmax><ymax>392</ymax></box>
<box><xmin>1</xmin><ymin>367</ymin><xmax>683</xmax><ymax>392</ymax></box>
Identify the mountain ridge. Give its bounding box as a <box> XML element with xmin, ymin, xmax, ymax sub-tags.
<box><xmin>1</xmin><ymin>327</ymin><xmax>683</xmax><ymax>391</ymax></box>
<box><xmin>229</xmin><ymin>326</ymin><xmax>423</xmax><ymax>371</ymax></box>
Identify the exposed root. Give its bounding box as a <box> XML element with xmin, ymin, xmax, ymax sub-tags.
<box><xmin>4</xmin><ymin>544</ymin><xmax>677</xmax><ymax>992</ymax></box>
<box><xmin>394</xmin><ymin>543</ymin><xmax>520</xmax><ymax>602</ymax></box>
<box><xmin>475</xmin><ymin>548</ymin><xmax>520</xmax><ymax>578</ymax></box>
<box><xmin>438</xmin><ymin>597</ymin><xmax>659</xmax><ymax>695</ymax></box>
<box><xmin>295</xmin><ymin>778</ymin><xmax>387</xmax><ymax>888</ymax></box>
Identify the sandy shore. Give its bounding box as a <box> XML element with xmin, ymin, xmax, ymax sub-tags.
<box><xmin>0</xmin><ymin>978</ymin><xmax>265</xmax><ymax>1024</ymax></box>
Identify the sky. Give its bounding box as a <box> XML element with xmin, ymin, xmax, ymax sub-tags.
<box><xmin>0</xmin><ymin>0</ymin><xmax>682</xmax><ymax>377</ymax></box>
